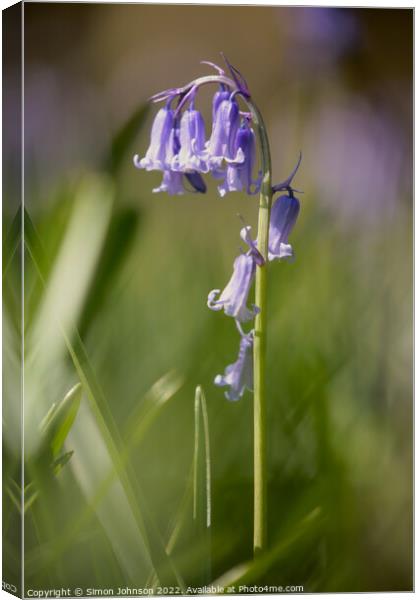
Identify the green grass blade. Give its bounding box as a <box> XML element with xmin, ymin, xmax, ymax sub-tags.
<box><xmin>78</xmin><ymin>207</ymin><xmax>141</xmax><ymax>339</ymax></box>
<box><xmin>124</xmin><ymin>370</ymin><xmax>184</xmax><ymax>447</ymax></box>
<box><xmin>41</xmin><ymin>382</ymin><xmax>82</xmax><ymax>458</ymax></box>
<box><xmin>25</xmin><ymin>207</ymin><xmax>185</xmax><ymax>588</ymax></box>
<box><xmin>3</xmin><ymin>205</ymin><xmax>22</xmax><ymax>279</ymax></box>
<box><xmin>105</xmin><ymin>103</ymin><xmax>149</xmax><ymax>174</ymax></box>
<box><xmin>212</xmin><ymin>507</ymin><xmax>322</xmax><ymax>588</ymax></box>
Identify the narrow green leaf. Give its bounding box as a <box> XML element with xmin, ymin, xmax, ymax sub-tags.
<box><xmin>212</xmin><ymin>507</ymin><xmax>322</xmax><ymax>588</ymax></box>
<box><xmin>51</xmin><ymin>450</ymin><xmax>74</xmax><ymax>475</ymax></box>
<box><xmin>42</xmin><ymin>383</ymin><xmax>82</xmax><ymax>458</ymax></box>
<box><xmin>124</xmin><ymin>370</ymin><xmax>184</xmax><ymax>447</ymax></box>
<box><xmin>105</xmin><ymin>103</ymin><xmax>149</xmax><ymax>174</ymax></box>
<box><xmin>24</xmin><ymin>207</ymin><xmax>185</xmax><ymax>588</ymax></box>
<box><xmin>3</xmin><ymin>205</ymin><xmax>21</xmax><ymax>279</ymax></box>
<box><xmin>78</xmin><ymin>207</ymin><xmax>141</xmax><ymax>339</ymax></box>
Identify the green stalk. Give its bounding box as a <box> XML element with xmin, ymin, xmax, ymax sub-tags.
<box><xmin>155</xmin><ymin>70</ymin><xmax>274</xmax><ymax>556</ymax></box>
<box><xmin>249</xmin><ymin>102</ymin><xmax>273</xmax><ymax>556</ymax></box>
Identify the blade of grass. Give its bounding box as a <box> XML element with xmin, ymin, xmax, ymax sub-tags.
<box><xmin>212</xmin><ymin>507</ymin><xmax>322</xmax><ymax>588</ymax></box>
<box><xmin>25</xmin><ymin>205</ymin><xmax>185</xmax><ymax>588</ymax></box>
<box><xmin>105</xmin><ymin>103</ymin><xmax>149</xmax><ymax>175</ymax></box>
<box><xmin>78</xmin><ymin>207</ymin><xmax>140</xmax><ymax>339</ymax></box>
<box><xmin>3</xmin><ymin>204</ymin><xmax>21</xmax><ymax>279</ymax></box>
<box><xmin>148</xmin><ymin>387</ymin><xmax>213</xmax><ymax>588</ymax></box>
<box><xmin>25</xmin><ymin>370</ymin><xmax>185</xmax><ymax>580</ymax></box>
<box><xmin>41</xmin><ymin>382</ymin><xmax>82</xmax><ymax>458</ymax></box>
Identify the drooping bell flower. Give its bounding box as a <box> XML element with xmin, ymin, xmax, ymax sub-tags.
<box><xmin>151</xmin><ymin>126</ymin><xmax>183</xmax><ymax>195</ymax></box>
<box><xmin>267</xmin><ymin>193</ymin><xmax>300</xmax><ymax>261</ymax></box>
<box><xmin>205</xmin><ymin>96</ymin><xmax>244</xmax><ymax>171</ymax></box>
<box><xmin>218</xmin><ymin>121</ymin><xmax>262</xmax><ymax>197</ymax></box>
<box><xmin>214</xmin><ymin>333</ymin><xmax>253</xmax><ymax>401</ymax></box>
<box><xmin>207</xmin><ymin>253</ymin><xmax>259</xmax><ymax>322</ymax></box>
<box><xmin>240</xmin><ymin>225</ymin><xmax>265</xmax><ymax>266</ymax></box>
<box><xmin>172</xmin><ymin>99</ymin><xmax>209</xmax><ymax>173</ymax></box>
<box><xmin>211</xmin><ymin>87</ymin><xmax>230</xmax><ymax>121</ymax></box>
<box><xmin>134</xmin><ymin>103</ymin><xmax>175</xmax><ymax>171</ymax></box>
<box><xmin>153</xmin><ymin>127</ymin><xmax>207</xmax><ymax>195</ymax></box>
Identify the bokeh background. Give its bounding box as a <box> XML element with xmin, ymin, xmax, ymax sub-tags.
<box><xmin>3</xmin><ymin>4</ymin><xmax>413</xmax><ymax>594</ymax></box>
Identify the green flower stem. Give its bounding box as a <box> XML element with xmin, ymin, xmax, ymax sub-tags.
<box><xmin>249</xmin><ymin>102</ymin><xmax>273</xmax><ymax>556</ymax></box>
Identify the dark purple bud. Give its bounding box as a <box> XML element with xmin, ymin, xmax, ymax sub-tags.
<box><xmin>185</xmin><ymin>171</ymin><xmax>207</xmax><ymax>193</ymax></box>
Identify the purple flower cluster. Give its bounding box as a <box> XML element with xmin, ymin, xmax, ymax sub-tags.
<box><xmin>134</xmin><ymin>59</ymin><xmax>302</xmax><ymax>401</ymax></box>
<box><xmin>134</xmin><ymin>86</ymin><xmax>261</xmax><ymax>197</ymax></box>
<box><xmin>208</xmin><ymin>191</ymin><xmax>300</xmax><ymax>401</ymax></box>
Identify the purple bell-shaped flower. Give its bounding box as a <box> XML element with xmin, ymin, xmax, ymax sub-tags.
<box><xmin>205</xmin><ymin>96</ymin><xmax>244</xmax><ymax>171</ymax></box>
<box><xmin>207</xmin><ymin>253</ymin><xmax>259</xmax><ymax>322</ymax></box>
<box><xmin>214</xmin><ymin>333</ymin><xmax>253</xmax><ymax>401</ymax></box>
<box><xmin>268</xmin><ymin>193</ymin><xmax>300</xmax><ymax>261</ymax></box>
<box><xmin>172</xmin><ymin>101</ymin><xmax>209</xmax><ymax>173</ymax></box>
<box><xmin>217</xmin><ymin>121</ymin><xmax>261</xmax><ymax>197</ymax></box>
<box><xmin>153</xmin><ymin>126</ymin><xmax>207</xmax><ymax>195</ymax></box>
<box><xmin>134</xmin><ymin>103</ymin><xmax>175</xmax><ymax>171</ymax></box>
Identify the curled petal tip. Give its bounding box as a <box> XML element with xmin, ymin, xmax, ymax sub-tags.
<box><xmin>207</xmin><ymin>289</ymin><xmax>222</xmax><ymax>310</ymax></box>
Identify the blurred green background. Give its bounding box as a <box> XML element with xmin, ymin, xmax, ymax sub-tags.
<box><xmin>3</xmin><ymin>4</ymin><xmax>412</xmax><ymax>594</ymax></box>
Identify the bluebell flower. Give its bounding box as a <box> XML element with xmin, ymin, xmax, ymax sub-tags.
<box><xmin>240</xmin><ymin>225</ymin><xmax>265</xmax><ymax>266</ymax></box>
<box><xmin>214</xmin><ymin>333</ymin><xmax>253</xmax><ymax>401</ymax></box>
<box><xmin>205</xmin><ymin>96</ymin><xmax>244</xmax><ymax>171</ymax></box>
<box><xmin>217</xmin><ymin>121</ymin><xmax>261</xmax><ymax>197</ymax></box>
<box><xmin>134</xmin><ymin>103</ymin><xmax>174</xmax><ymax>171</ymax></box>
<box><xmin>153</xmin><ymin>170</ymin><xmax>185</xmax><ymax>195</ymax></box>
<box><xmin>267</xmin><ymin>193</ymin><xmax>300</xmax><ymax>261</ymax></box>
<box><xmin>211</xmin><ymin>88</ymin><xmax>230</xmax><ymax>121</ymax></box>
<box><xmin>148</xmin><ymin>119</ymin><xmax>207</xmax><ymax>195</ymax></box>
<box><xmin>207</xmin><ymin>253</ymin><xmax>259</xmax><ymax>322</ymax></box>
<box><xmin>172</xmin><ymin>102</ymin><xmax>208</xmax><ymax>173</ymax></box>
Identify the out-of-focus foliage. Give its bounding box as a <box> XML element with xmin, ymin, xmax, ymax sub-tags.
<box><xmin>3</xmin><ymin>5</ymin><xmax>412</xmax><ymax>594</ymax></box>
